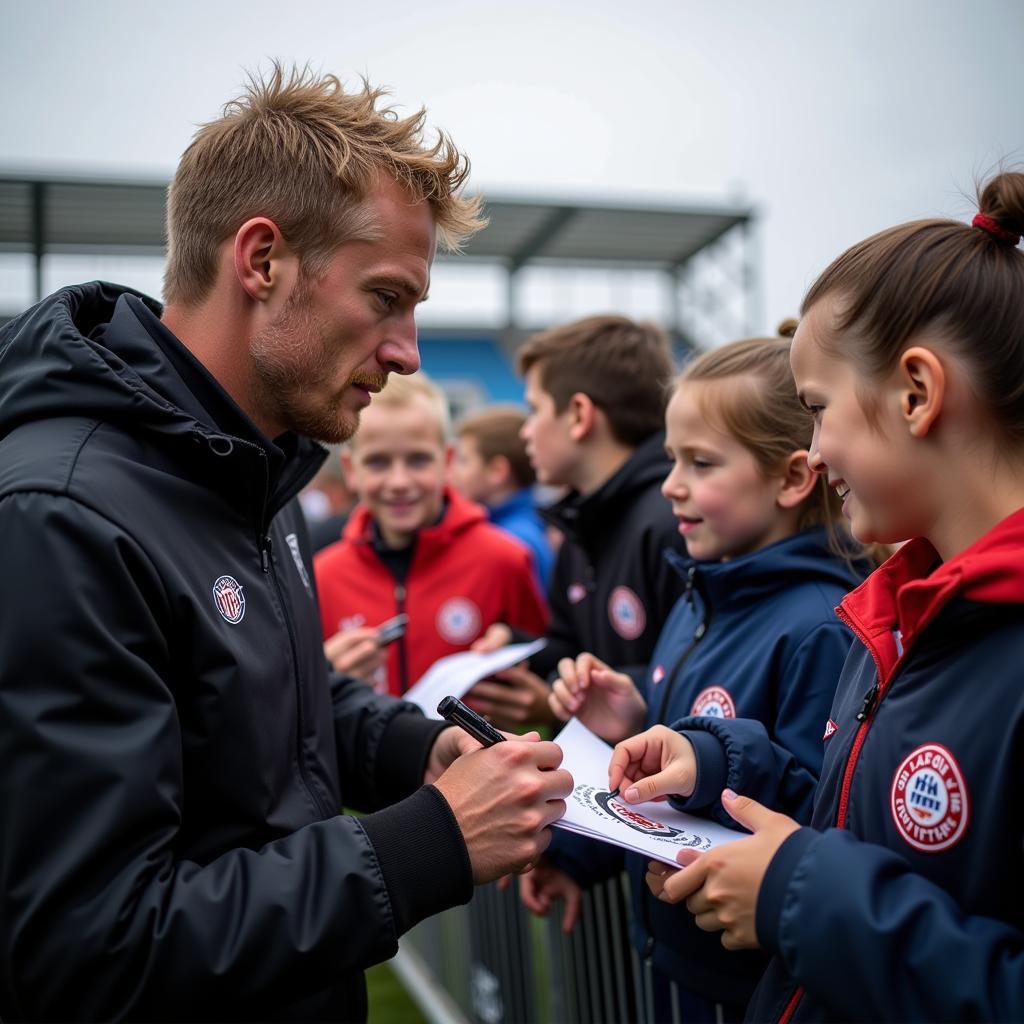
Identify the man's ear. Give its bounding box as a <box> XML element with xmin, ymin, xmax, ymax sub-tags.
<box><xmin>776</xmin><ymin>450</ymin><xmax>818</xmax><ymax>510</ymax></box>
<box><xmin>233</xmin><ymin>217</ymin><xmax>300</xmax><ymax>303</ymax></box>
<box><xmin>567</xmin><ymin>392</ymin><xmax>597</xmax><ymax>442</ymax></box>
<box><xmin>898</xmin><ymin>346</ymin><xmax>945</xmax><ymax>438</ymax></box>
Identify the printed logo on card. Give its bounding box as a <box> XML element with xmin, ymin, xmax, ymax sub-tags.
<box><xmin>436</xmin><ymin>597</ymin><xmax>481</xmax><ymax>644</ymax></box>
<box><xmin>570</xmin><ymin>785</ymin><xmax>711</xmax><ymax>850</ymax></box>
<box><xmin>608</xmin><ymin>586</ymin><xmax>646</xmax><ymax>640</ymax></box>
<box><xmin>212</xmin><ymin>575</ymin><xmax>246</xmax><ymax>624</ymax></box>
<box><xmin>691</xmin><ymin>686</ymin><xmax>736</xmax><ymax>719</ymax></box>
<box><xmin>823</xmin><ymin>718</ymin><xmax>838</xmax><ymax>741</ymax></box>
<box><xmin>567</xmin><ymin>582</ymin><xmax>587</xmax><ymax>605</ymax></box>
<box><xmin>890</xmin><ymin>743</ymin><xmax>969</xmax><ymax>853</ymax></box>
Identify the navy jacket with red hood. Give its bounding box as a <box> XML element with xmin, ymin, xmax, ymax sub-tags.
<box><xmin>673</xmin><ymin>508</ymin><xmax>1024</xmax><ymax>1022</ymax></box>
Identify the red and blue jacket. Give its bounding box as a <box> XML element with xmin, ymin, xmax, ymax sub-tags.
<box><xmin>677</xmin><ymin>508</ymin><xmax>1024</xmax><ymax>1022</ymax></box>
<box><xmin>315</xmin><ymin>487</ymin><xmax>548</xmax><ymax>696</ymax></box>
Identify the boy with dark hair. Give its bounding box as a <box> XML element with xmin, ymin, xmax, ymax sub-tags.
<box><xmin>451</xmin><ymin>405</ymin><xmax>554</xmax><ymax>592</ymax></box>
<box><xmin>468</xmin><ymin>314</ymin><xmax>686</xmax><ymax>728</ymax></box>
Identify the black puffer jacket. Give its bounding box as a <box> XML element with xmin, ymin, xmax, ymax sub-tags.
<box><xmin>0</xmin><ymin>283</ymin><xmax>471</xmax><ymax>1022</ymax></box>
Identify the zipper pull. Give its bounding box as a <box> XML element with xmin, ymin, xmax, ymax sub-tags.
<box><xmin>685</xmin><ymin>565</ymin><xmax>697</xmax><ymax>608</ymax></box>
<box><xmin>855</xmin><ymin>684</ymin><xmax>879</xmax><ymax>722</ymax></box>
<box><xmin>260</xmin><ymin>536</ymin><xmax>272</xmax><ymax>574</ymax></box>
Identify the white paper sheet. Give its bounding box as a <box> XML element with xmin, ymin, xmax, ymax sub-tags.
<box><xmin>403</xmin><ymin>639</ymin><xmax>548</xmax><ymax>719</ymax></box>
<box><xmin>553</xmin><ymin>718</ymin><xmax>743</xmax><ymax>866</ymax></box>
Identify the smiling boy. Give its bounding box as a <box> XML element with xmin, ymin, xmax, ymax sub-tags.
<box><xmin>314</xmin><ymin>372</ymin><xmax>548</xmax><ymax>696</ymax></box>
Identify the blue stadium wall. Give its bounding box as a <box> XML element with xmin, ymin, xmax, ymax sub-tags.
<box><xmin>417</xmin><ymin>332</ymin><xmax>523</xmax><ymax>413</ymax></box>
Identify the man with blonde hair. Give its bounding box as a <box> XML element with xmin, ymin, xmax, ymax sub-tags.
<box><xmin>0</xmin><ymin>65</ymin><xmax>571</xmax><ymax>1022</ymax></box>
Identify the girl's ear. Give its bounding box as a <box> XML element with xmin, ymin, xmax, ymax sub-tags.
<box><xmin>776</xmin><ymin>450</ymin><xmax>818</xmax><ymax>510</ymax></box>
<box><xmin>899</xmin><ymin>346</ymin><xmax>945</xmax><ymax>438</ymax></box>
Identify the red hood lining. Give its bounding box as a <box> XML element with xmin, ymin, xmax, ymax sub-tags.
<box><xmin>839</xmin><ymin>506</ymin><xmax>1024</xmax><ymax>679</ymax></box>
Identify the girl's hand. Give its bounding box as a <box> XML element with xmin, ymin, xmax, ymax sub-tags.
<box><xmin>645</xmin><ymin>790</ymin><xmax>800</xmax><ymax>950</ymax></box>
<box><xmin>550</xmin><ymin>653</ymin><xmax>647</xmax><ymax>743</ymax></box>
<box><xmin>608</xmin><ymin>724</ymin><xmax>696</xmax><ymax>801</ymax></box>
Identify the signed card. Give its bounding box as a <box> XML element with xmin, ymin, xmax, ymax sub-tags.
<box><xmin>403</xmin><ymin>639</ymin><xmax>547</xmax><ymax>718</ymax></box>
<box><xmin>553</xmin><ymin>718</ymin><xmax>742</xmax><ymax>866</ymax></box>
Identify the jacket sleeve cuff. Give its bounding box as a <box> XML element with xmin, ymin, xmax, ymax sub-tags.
<box><xmin>670</xmin><ymin>728</ymin><xmax>729</xmax><ymax>812</ymax></box>
<box><xmin>755</xmin><ymin>826</ymin><xmax>819</xmax><ymax>955</ymax></box>
<box><xmin>359</xmin><ymin>784</ymin><xmax>473</xmax><ymax>935</ymax></box>
<box><xmin>374</xmin><ymin>710</ymin><xmax>450</xmax><ymax>805</ymax></box>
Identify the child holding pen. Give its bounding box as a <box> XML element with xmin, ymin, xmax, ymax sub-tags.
<box><xmin>613</xmin><ymin>170</ymin><xmax>1024</xmax><ymax>1022</ymax></box>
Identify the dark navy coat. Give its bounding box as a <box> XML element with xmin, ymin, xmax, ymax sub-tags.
<box><xmin>680</xmin><ymin>515</ymin><xmax>1024</xmax><ymax>1021</ymax></box>
<box><xmin>552</xmin><ymin>529</ymin><xmax>862</xmax><ymax>1006</ymax></box>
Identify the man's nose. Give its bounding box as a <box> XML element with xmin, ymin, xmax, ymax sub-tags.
<box><xmin>379</xmin><ymin>314</ymin><xmax>420</xmax><ymax>375</ymax></box>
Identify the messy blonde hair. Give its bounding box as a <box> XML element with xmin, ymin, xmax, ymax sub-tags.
<box><xmin>164</xmin><ymin>62</ymin><xmax>486</xmax><ymax>305</ymax></box>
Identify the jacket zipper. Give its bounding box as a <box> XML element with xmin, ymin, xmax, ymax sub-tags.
<box><xmin>641</xmin><ymin>567</ymin><xmax>710</xmax><ymax>955</ymax></box>
<box><xmin>260</xmin><ymin>533</ymin><xmax>332</xmax><ymax>819</ymax></box>
<box><xmin>394</xmin><ymin>583</ymin><xmax>409</xmax><ymax>694</ymax></box>
<box><xmin>655</xmin><ymin>567</ymin><xmax>708</xmax><ymax>724</ymax></box>
<box><xmin>777</xmin><ymin>609</ymin><xmax>893</xmax><ymax>1023</ymax></box>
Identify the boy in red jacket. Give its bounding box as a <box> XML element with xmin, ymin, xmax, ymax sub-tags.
<box><xmin>315</xmin><ymin>372</ymin><xmax>548</xmax><ymax>697</ymax></box>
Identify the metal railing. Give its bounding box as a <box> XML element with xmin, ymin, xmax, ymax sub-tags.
<box><xmin>398</xmin><ymin>873</ymin><xmax>699</xmax><ymax>1024</ymax></box>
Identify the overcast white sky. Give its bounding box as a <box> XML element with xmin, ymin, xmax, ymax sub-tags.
<box><xmin>2</xmin><ymin>0</ymin><xmax>1021</xmax><ymax>335</ymax></box>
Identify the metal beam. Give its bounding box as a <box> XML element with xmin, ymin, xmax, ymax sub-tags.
<box><xmin>31</xmin><ymin>181</ymin><xmax>45</xmax><ymax>302</ymax></box>
<box><xmin>506</xmin><ymin>205</ymin><xmax>578</xmax><ymax>272</ymax></box>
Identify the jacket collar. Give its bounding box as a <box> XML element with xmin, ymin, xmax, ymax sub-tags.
<box><xmin>839</xmin><ymin>506</ymin><xmax>1024</xmax><ymax>681</ymax></box>
<box><xmin>0</xmin><ymin>282</ymin><xmax>325</xmax><ymax>523</ymax></box>
<box><xmin>665</xmin><ymin>526</ymin><xmax>864</xmax><ymax>610</ymax></box>
<box><xmin>543</xmin><ymin>432</ymin><xmax>670</xmax><ymax>545</ymax></box>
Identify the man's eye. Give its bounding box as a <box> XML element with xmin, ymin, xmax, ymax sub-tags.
<box><xmin>375</xmin><ymin>291</ymin><xmax>397</xmax><ymax>309</ymax></box>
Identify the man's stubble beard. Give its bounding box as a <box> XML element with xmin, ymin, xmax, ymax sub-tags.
<box><xmin>250</xmin><ymin>280</ymin><xmax>383</xmax><ymax>444</ymax></box>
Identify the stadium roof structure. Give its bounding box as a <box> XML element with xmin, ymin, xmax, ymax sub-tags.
<box><xmin>0</xmin><ymin>171</ymin><xmax>757</xmax><ymax>342</ymax></box>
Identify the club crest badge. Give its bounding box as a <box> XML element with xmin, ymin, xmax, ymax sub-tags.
<box><xmin>212</xmin><ymin>575</ymin><xmax>246</xmax><ymax>624</ymax></box>
<box><xmin>651</xmin><ymin>664</ymin><xmax>666</xmax><ymax>685</ymax></box>
<box><xmin>567</xmin><ymin>582</ymin><xmax>587</xmax><ymax>605</ymax></box>
<box><xmin>691</xmin><ymin>686</ymin><xmax>736</xmax><ymax>719</ymax></box>
<box><xmin>608</xmin><ymin>586</ymin><xmax>646</xmax><ymax>640</ymax></box>
<box><xmin>437</xmin><ymin>597</ymin><xmax>481</xmax><ymax>645</ymax></box>
<box><xmin>823</xmin><ymin>718</ymin><xmax>838</xmax><ymax>741</ymax></box>
<box><xmin>572</xmin><ymin>785</ymin><xmax>712</xmax><ymax>850</ymax></box>
<box><xmin>890</xmin><ymin>743</ymin><xmax>969</xmax><ymax>853</ymax></box>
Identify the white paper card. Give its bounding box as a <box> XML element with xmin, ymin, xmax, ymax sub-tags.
<box><xmin>553</xmin><ymin>718</ymin><xmax>743</xmax><ymax>866</ymax></box>
<box><xmin>404</xmin><ymin>639</ymin><xmax>548</xmax><ymax>719</ymax></box>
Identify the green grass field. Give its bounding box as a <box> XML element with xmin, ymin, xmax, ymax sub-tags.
<box><xmin>366</xmin><ymin>961</ymin><xmax>427</xmax><ymax>1024</ymax></box>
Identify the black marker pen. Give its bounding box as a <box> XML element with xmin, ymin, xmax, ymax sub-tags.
<box><xmin>437</xmin><ymin>695</ymin><xmax>506</xmax><ymax>748</ymax></box>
